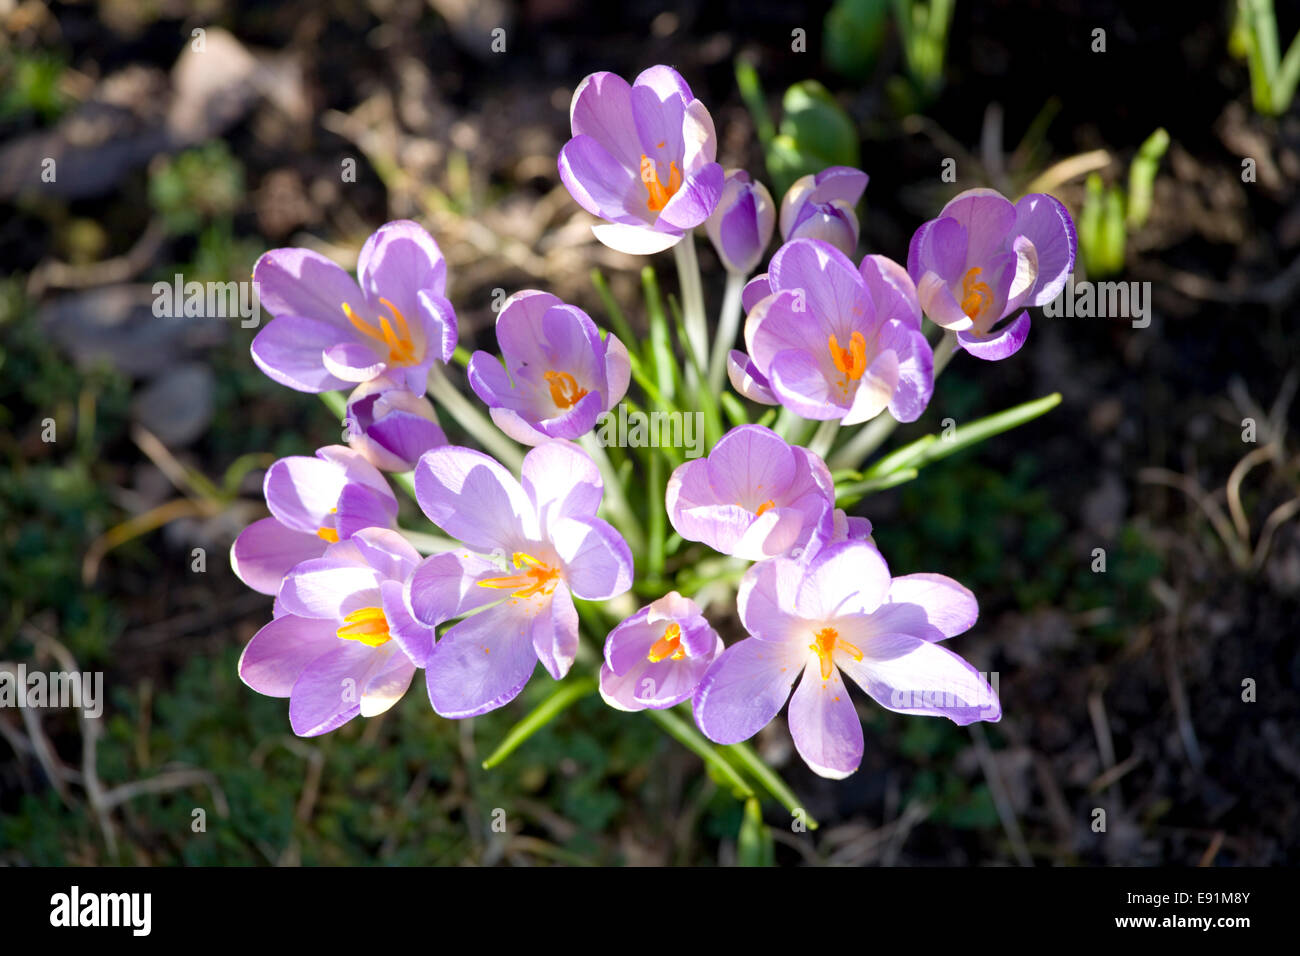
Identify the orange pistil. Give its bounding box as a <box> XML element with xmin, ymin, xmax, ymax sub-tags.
<box><xmin>754</xmin><ymin>499</ymin><xmax>776</xmax><ymax>517</ymax></box>
<box><xmin>808</xmin><ymin>626</ymin><xmax>863</xmax><ymax>681</ymax></box>
<box><xmin>959</xmin><ymin>267</ymin><xmax>994</xmax><ymax>323</ymax></box>
<box><xmin>336</xmin><ymin>606</ymin><xmax>392</xmax><ymax>647</ymax></box>
<box><xmin>828</xmin><ymin>331</ymin><xmax>868</xmax><ymax>392</ymax></box>
<box><xmin>478</xmin><ymin>552</ymin><xmax>562</xmax><ymax>599</ymax></box>
<box><xmin>544</xmin><ymin>370</ymin><xmax>589</xmax><ymax>410</ymax></box>
<box><xmin>640</xmin><ymin>155</ymin><xmax>682</xmax><ymax>213</ymax></box>
<box><xmin>342</xmin><ymin>296</ymin><xmax>418</xmax><ymax>366</ymax></box>
<box><xmin>646</xmin><ymin>622</ymin><xmax>685</xmax><ymax>663</ymax></box>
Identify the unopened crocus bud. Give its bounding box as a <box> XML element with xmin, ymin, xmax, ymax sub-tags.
<box><xmin>778</xmin><ymin>166</ymin><xmax>868</xmax><ymax>258</ymax></box>
<box><xmin>345</xmin><ymin>376</ymin><xmax>447</xmax><ymax>472</ymax></box>
<box><xmin>704</xmin><ymin>169</ymin><xmax>775</xmax><ymax>275</ymax></box>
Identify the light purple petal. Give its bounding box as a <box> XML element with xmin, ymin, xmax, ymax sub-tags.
<box><xmin>521</xmin><ymin>440</ymin><xmax>603</xmax><ymax>532</ymax></box>
<box><xmin>238</xmin><ymin>614</ymin><xmax>340</xmax><ymax>697</ymax></box>
<box><xmin>736</xmin><ymin>556</ymin><xmax>809</xmax><ymax>643</ymax></box>
<box><xmin>886</xmin><ymin>573</ymin><xmax>978</xmax><ymax>639</ymax></box>
<box><xmin>253</xmin><ymin>247</ymin><xmax>363</xmax><ymax>323</ymax></box>
<box><xmin>231</xmin><ymin>518</ymin><xmax>325</xmax><ymax>595</ymax></box>
<box><xmin>656</xmin><ymin>162</ymin><xmax>724</xmax><ymax>230</ymax></box>
<box><xmin>356</xmin><ymin>219</ymin><xmax>448</xmax><ymax>320</ymax></box>
<box><xmin>1014</xmin><ymin>193</ymin><xmax>1077</xmax><ymax>306</ymax></box>
<box><xmin>425</xmin><ymin>600</ymin><xmax>539</xmax><ymax>718</ymax></box>
<box><xmin>414</xmin><ymin>445</ymin><xmax>537</xmax><ymax>554</ymax></box>
<box><xmin>570</xmin><ymin>71</ymin><xmax>642</xmax><ymax>170</ymax></box>
<box><xmin>531</xmin><ymin>581</ymin><xmax>580</xmax><ymax>680</ymax></box>
<box><xmin>288</xmin><ymin>642</ymin><xmax>375</xmax><ymax>736</ymax></box>
<box><xmin>558</xmin><ymin>135</ymin><xmax>642</xmax><ymax>224</ymax></box>
<box><xmin>796</xmin><ymin>540</ymin><xmax>891</xmax><ymax>620</ymax></box>
<box><xmin>787</xmin><ymin>664</ymin><xmax>863</xmax><ymax>779</ymax></box>
<box><xmin>692</xmin><ymin>637</ymin><xmax>805</xmax><ymax>744</ymax></box>
<box><xmin>841</xmin><ymin>633</ymin><xmax>1001</xmax><ymax>724</ymax></box>
<box><xmin>405</xmin><ymin>549</ymin><xmax>503</xmax><ymax>630</ymax></box>
<box><xmin>957</xmin><ymin>310</ymin><xmax>1031</xmax><ymax>360</ymax></box>
<box><xmin>251</xmin><ymin>315</ymin><xmax>353</xmax><ymax>393</ymax></box>
<box><xmin>550</xmin><ymin>516</ymin><xmax>633</xmax><ymax>601</ymax></box>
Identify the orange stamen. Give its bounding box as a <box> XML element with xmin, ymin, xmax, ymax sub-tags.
<box><xmin>828</xmin><ymin>331</ymin><xmax>868</xmax><ymax>392</ymax></box>
<box><xmin>960</xmin><ymin>267</ymin><xmax>994</xmax><ymax>322</ymax></box>
<box><xmin>316</xmin><ymin>507</ymin><xmax>339</xmax><ymax>542</ymax></box>
<box><xmin>337</xmin><ymin>606</ymin><xmax>392</xmax><ymax>646</ymax></box>
<box><xmin>478</xmin><ymin>552</ymin><xmax>562</xmax><ymax>599</ymax></box>
<box><xmin>646</xmin><ymin>622</ymin><xmax>685</xmax><ymax>663</ymax></box>
<box><xmin>754</xmin><ymin>499</ymin><xmax>776</xmax><ymax>517</ymax></box>
<box><xmin>808</xmin><ymin>626</ymin><xmax>863</xmax><ymax>681</ymax></box>
<box><xmin>342</xmin><ymin>298</ymin><xmax>418</xmax><ymax>366</ymax></box>
<box><xmin>544</xmin><ymin>370</ymin><xmax>589</xmax><ymax>410</ymax></box>
<box><xmin>640</xmin><ymin>154</ymin><xmax>682</xmax><ymax>213</ymax></box>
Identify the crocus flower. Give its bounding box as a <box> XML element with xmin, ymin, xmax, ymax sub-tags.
<box><xmin>599</xmin><ymin>591</ymin><xmax>723</xmax><ymax>711</ymax></box>
<box><xmin>231</xmin><ymin>445</ymin><xmax>398</xmax><ymax>595</ymax></box>
<box><xmin>239</xmin><ymin>528</ymin><xmax>430</xmax><ymax>736</ymax></box>
<box><xmin>727</xmin><ymin>239</ymin><xmax>933</xmax><ymax>424</ymax></box>
<box><xmin>410</xmin><ymin>441</ymin><xmax>633</xmax><ymax>717</ymax></box>
<box><xmin>251</xmin><ymin>220</ymin><xmax>458</xmax><ymax>392</ymax></box>
<box><xmin>778</xmin><ymin>166</ymin><xmax>868</xmax><ymax>258</ymax></box>
<box><xmin>693</xmin><ymin>540</ymin><xmax>999</xmax><ymax>778</ymax></box>
<box><xmin>467</xmin><ymin>290</ymin><xmax>630</xmax><ymax>446</ymax></box>
<box><xmin>666</xmin><ymin>424</ymin><xmax>835</xmax><ymax>561</ymax></box>
<box><xmin>705</xmin><ymin>169</ymin><xmax>775</xmax><ymax>275</ymax></box>
<box><xmin>907</xmin><ymin>187</ymin><xmax>1076</xmax><ymax>360</ymax></box>
<box><xmin>344</xmin><ymin>375</ymin><xmax>448</xmax><ymax>472</ymax></box>
<box><xmin>558</xmin><ymin>66</ymin><xmax>724</xmax><ymax>255</ymax></box>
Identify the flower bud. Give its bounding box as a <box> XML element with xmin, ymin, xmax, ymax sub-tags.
<box><xmin>345</xmin><ymin>376</ymin><xmax>447</xmax><ymax>472</ymax></box>
<box><xmin>778</xmin><ymin>166</ymin><xmax>868</xmax><ymax>258</ymax></box>
<box><xmin>705</xmin><ymin>169</ymin><xmax>775</xmax><ymax>274</ymax></box>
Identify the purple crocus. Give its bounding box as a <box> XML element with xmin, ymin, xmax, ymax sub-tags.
<box><xmin>252</xmin><ymin>220</ymin><xmax>457</xmax><ymax>392</ymax></box>
<box><xmin>230</xmin><ymin>445</ymin><xmax>398</xmax><ymax>595</ymax></box>
<box><xmin>558</xmin><ymin>66</ymin><xmax>724</xmax><ymax>255</ymax></box>
<box><xmin>705</xmin><ymin>169</ymin><xmax>775</xmax><ymax>275</ymax></box>
<box><xmin>907</xmin><ymin>187</ymin><xmax>1076</xmax><ymax>360</ymax></box>
<box><xmin>599</xmin><ymin>591</ymin><xmax>723</xmax><ymax>711</ymax></box>
<box><xmin>467</xmin><ymin>290</ymin><xmax>630</xmax><ymax>446</ymax></box>
<box><xmin>409</xmin><ymin>441</ymin><xmax>633</xmax><ymax>717</ymax></box>
<box><xmin>693</xmin><ymin>540</ymin><xmax>1000</xmax><ymax>779</ymax></box>
<box><xmin>239</xmin><ymin>528</ymin><xmax>430</xmax><ymax>736</ymax></box>
<box><xmin>778</xmin><ymin>166</ymin><xmax>868</xmax><ymax>258</ymax></box>
<box><xmin>665</xmin><ymin>424</ymin><xmax>835</xmax><ymax>561</ymax></box>
<box><xmin>727</xmin><ymin>239</ymin><xmax>934</xmax><ymax>424</ymax></box>
<box><xmin>344</xmin><ymin>375</ymin><xmax>448</xmax><ymax>472</ymax></box>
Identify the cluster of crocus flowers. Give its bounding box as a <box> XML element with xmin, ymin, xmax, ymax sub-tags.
<box><xmin>228</xmin><ymin>62</ymin><xmax>1085</xmax><ymax>785</ymax></box>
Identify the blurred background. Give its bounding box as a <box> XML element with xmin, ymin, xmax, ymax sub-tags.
<box><xmin>1</xmin><ymin>0</ymin><xmax>1298</xmax><ymax>866</ymax></box>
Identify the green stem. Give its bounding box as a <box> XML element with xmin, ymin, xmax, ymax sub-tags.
<box><xmin>807</xmin><ymin>419</ymin><xmax>841</xmax><ymax>460</ymax></box>
<box><xmin>426</xmin><ymin>362</ymin><xmax>524</xmax><ymax>471</ymax></box>
<box><xmin>672</xmin><ymin>235</ymin><xmax>708</xmax><ymax>393</ymax></box>
<box><xmin>648</xmin><ymin>450</ymin><xmax>666</xmax><ymax>579</ymax></box>
<box><xmin>646</xmin><ymin>707</ymin><xmax>754</xmax><ymax>799</ymax></box>
<box><xmin>579</xmin><ymin>432</ymin><xmax>646</xmax><ymax>556</ymax></box>
<box><xmin>481</xmin><ymin>676</ymin><xmax>599</xmax><ymax>769</ymax></box>
<box><xmin>724</xmin><ymin>741</ymin><xmax>819</xmax><ymax>829</ymax></box>
<box><xmin>708</xmin><ymin>271</ymin><xmax>748</xmax><ymax>394</ymax></box>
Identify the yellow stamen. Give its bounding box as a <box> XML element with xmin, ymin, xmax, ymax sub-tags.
<box><xmin>342</xmin><ymin>298</ymin><xmax>418</xmax><ymax>366</ymax></box>
<box><xmin>640</xmin><ymin>154</ymin><xmax>682</xmax><ymax>213</ymax></box>
<box><xmin>337</xmin><ymin>606</ymin><xmax>392</xmax><ymax>647</ymax></box>
<box><xmin>316</xmin><ymin>507</ymin><xmax>339</xmax><ymax>542</ymax></box>
<box><xmin>544</xmin><ymin>370</ymin><xmax>589</xmax><ymax>410</ymax></box>
<box><xmin>646</xmin><ymin>622</ymin><xmax>685</xmax><ymax>663</ymax></box>
<box><xmin>808</xmin><ymin>626</ymin><xmax>863</xmax><ymax>681</ymax></box>
<box><xmin>960</xmin><ymin>267</ymin><xmax>994</xmax><ymax>322</ymax></box>
<box><xmin>478</xmin><ymin>552</ymin><xmax>562</xmax><ymax>599</ymax></box>
<box><xmin>828</xmin><ymin>330</ymin><xmax>868</xmax><ymax>392</ymax></box>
